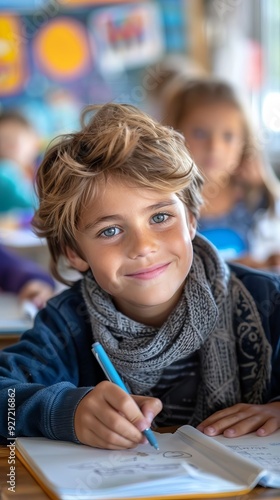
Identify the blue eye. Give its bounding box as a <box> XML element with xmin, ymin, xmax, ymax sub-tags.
<box><xmin>152</xmin><ymin>213</ymin><xmax>168</xmax><ymax>224</ymax></box>
<box><xmin>101</xmin><ymin>227</ymin><xmax>121</xmax><ymax>238</ymax></box>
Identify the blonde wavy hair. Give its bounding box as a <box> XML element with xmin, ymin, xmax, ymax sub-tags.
<box><xmin>33</xmin><ymin>103</ymin><xmax>204</xmax><ymax>284</ymax></box>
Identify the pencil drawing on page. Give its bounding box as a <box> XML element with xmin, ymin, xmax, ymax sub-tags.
<box><xmin>68</xmin><ymin>462</ymin><xmax>188</xmax><ymax>476</ymax></box>
<box><xmin>67</xmin><ymin>448</ymin><xmax>194</xmax><ymax>477</ymax></box>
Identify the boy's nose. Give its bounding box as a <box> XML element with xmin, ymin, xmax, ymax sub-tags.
<box><xmin>127</xmin><ymin>229</ymin><xmax>158</xmax><ymax>259</ymax></box>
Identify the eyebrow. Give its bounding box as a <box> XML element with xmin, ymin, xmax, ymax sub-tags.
<box><xmin>83</xmin><ymin>200</ymin><xmax>178</xmax><ymax>232</ymax></box>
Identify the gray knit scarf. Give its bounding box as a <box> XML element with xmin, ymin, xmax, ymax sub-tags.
<box><xmin>81</xmin><ymin>234</ymin><xmax>272</xmax><ymax>423</ymax></box>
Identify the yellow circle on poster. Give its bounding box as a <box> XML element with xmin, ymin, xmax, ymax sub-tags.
<box><xmin>0</xmin><ymin>15</ymin><xmax>27</xmax><ymax>95</ymax></box>
<box><xmin>34</xmin><ymin>18</ymin><xmax>91</xmax><ymax>80</ymax></box>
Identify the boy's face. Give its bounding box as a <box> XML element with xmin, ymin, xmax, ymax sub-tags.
<box><xmin>67</xmin><ymin>177</ymin><xmax>196</xmax><ymax>326</ymax></box>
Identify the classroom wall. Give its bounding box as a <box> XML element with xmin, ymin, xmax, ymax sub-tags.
<box><xmin>0</xmin><ymin>1</ymin><xmax>279</xmax><ymax>169</ymax></box>
<box><xmin>0</xmin><ymin>0</ymin><xmax>190</xmax><ymax>144</ymax></box>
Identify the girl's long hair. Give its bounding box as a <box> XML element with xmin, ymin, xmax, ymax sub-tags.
<box><xmin>161</xmin><ymin>77</ymin><xmax>280</xmax><ymax>212</ymax></box>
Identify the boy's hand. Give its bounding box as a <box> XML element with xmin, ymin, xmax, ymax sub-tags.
<box><xmin>197</xmin><ymin>402</ymin><xmax>280</xmax><ymax>437</ymax></box>
<box><xmin>74</xmin><ymin>381</ymin><xmax>162</xmax><ymax>449</ymax></box>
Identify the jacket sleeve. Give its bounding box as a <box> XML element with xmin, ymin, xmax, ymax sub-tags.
<box><xmin>230</xmin><ymin>263</ymin><xmax>280</xmax><ymax>401</ymax></box>
<box><xmin>0</xmin><ymin>301</ymin><xmax>92</xmax><ymax>444</ymax></box>
<box><xmin>245</xmin><ymin>271</ymin><xmax>280</xmax><ymax>400</ymax></box>
<box><xmin>0</xmin><ymin>245</ymin><xmax>55</xmax><ymax>293</ymax></box>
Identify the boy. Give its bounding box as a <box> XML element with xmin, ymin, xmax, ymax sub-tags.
<box><xmin>0</xmin><ymin>103</ymin><xmax>279</xmax><ymax>450</ymax></box>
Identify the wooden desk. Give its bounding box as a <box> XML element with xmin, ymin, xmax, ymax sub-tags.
<box><xmin>1</xmin><ymin>442</ymin><xmax>280</xmax><ymax>500</ymax></box>
<box><xmin>0</xmin><ymin>334</ymin><xmax>20</xmax><ymax>350</ymax></box>
<box><xmin>0</xmin><ymin>446</ymin><xmax>49</xmax><ymax>499</ymax></box>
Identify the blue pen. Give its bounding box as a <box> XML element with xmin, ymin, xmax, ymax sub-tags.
<box><xmin>91</xmin><ymin>341</ymin><xmax>159</xmax><ymax>450</ymax></box>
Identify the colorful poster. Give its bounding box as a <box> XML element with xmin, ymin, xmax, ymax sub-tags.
<box><xmin>89</xmin><ymin>3</ymin><xmax>164</xmax><ymax>72</ymax></box>
<box><xmin>66</xmin><ymin>0</ymin><xmax>132</xmax><ymax>4</ymax></box>
<box><xmin>0</xmin><ymin>1</ymin><xmax>176</xmax><ymax>142</ymax></box>
<box><xmin>0</xmin><ymin>0</ymin><xmax>134</xmax><ymax>9</ymax></box>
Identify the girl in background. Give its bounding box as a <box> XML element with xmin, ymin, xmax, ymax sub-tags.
<box><xmin>161</xmin><ymin>78</ymin><xmax>280</xmax><ymax>270</ymax></box>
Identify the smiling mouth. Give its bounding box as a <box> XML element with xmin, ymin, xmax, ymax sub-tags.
<box><xmin>126</xmin><ymin>263</ymin><xmax>170</xmax><ymax>280</ymax></box>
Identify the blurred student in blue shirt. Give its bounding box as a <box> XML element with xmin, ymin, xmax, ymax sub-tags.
<box><xmin>0</xmin><ymin>111</ymin><xmax>39</xmax><ymax>217</ymax></box>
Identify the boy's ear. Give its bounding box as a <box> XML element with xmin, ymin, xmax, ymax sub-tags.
<box><xmin>188</xmin><ymin>211</ymin><xmax>197</xmax><ymax>240</ymax></box>
<box><xmin>65</xmin><ymin>246</ymin><xmax>89</xmax><ymax>272</ymax></box>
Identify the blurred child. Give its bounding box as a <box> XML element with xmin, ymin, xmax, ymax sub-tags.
<box><xmin>144</xmin><ymin>55</ymin><xmax>207</xmax><ymax>121</ymax></box>
<box><xmin>0</xmin><ymin>244</ymin><xmax>55</xmax><ymax>308</ymax></box>
<box><xmin>0</xmin><ymin>103</ymin><xmax>279</xmax><ymax>449</ymax></box>
<box><xmin>0</xmin><ymin>110</ymin><xmax>39</xmax><ymax>178</ymax></box>
<box><xmin>161</xmin><ymin>78</ymin><xmax>280</xmax><ymax>270</ymax></box>
<box><xmin>0</xmin><ymin>111</ymin><xmax>39</xmax><ymax>215</ymax></box>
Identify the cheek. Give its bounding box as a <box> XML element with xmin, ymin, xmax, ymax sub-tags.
<box><xmin>170</xmin><ymin>224</ymin><xmax>193</xmax><ymax>258</ymax></box>
<box><xmin>90</xmin><ymin>264</ymin><xmax>113</xmax><ymax>294</ymax></box>
<box><xmin>87</xmin><ymin>248</ymin><xmax>122</xmax><ymax>293</ymax></box>
<box><xmin>225</xmin><ymin>144</ymin><xmax>243</xmax><ymax>169</ymax></box>
<box><xmin>175</xmin><ymin>236</ymin><xmax>193</xmax><ymax>278</ymax></box>
<box><xmin>88</xmin><ymin>252</ymin><xmax>112</xmax><ymax>277</ymax></box>
<box><xmin>187</xmin><ymin>141</ymin><xmax>208</xmax><ymax>166</ymax></box>
<box><xmin>233</xmin><ymin>142</ymin><xmax>244</xmax><ymax>161</ymax></box>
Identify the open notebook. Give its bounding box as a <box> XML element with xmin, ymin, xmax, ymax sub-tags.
<box><xmin>16</xmin><ymin>425</ymin><xmax>280</xmax><ymax>500</ymax></box>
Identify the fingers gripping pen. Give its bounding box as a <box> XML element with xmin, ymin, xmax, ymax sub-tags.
<box><xmin>91</xmin><ymin>341</ymin><xmax>159</xmax><ymax>450</ymax></box>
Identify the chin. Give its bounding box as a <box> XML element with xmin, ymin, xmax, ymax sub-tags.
<box><xmin>135</xmin><ymin>291</ymin><xmax>177</xmax><ymax>307</ymax></box>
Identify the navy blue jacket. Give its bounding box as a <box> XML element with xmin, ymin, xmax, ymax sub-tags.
<box><xmin>0</xmin><ymin>264</ymin><xmax>280</xmax><ymax>444</ymax></box>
